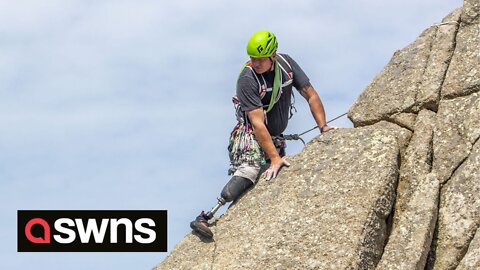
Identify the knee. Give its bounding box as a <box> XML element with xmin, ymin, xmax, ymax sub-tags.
<box><xmin>220</xmin><ymin>176</ymin><xmax>253</xmax><ymax>202</ymax></box>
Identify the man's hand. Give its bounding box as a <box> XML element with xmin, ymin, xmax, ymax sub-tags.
<box><xmin>264</xmin><ymin>157</ymin><xmax>291</xmax><ymax>181</ymax></box>
<box><xmin>321</xmin><ymin>125</ymin><xmax>338</xmax><ymax>133</ymax></box>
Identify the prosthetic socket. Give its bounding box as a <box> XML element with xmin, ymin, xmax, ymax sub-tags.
<box><xmin>204</xmin><ymin>176</ymin><xmax>253</xmax><ymax>219</ymax></box>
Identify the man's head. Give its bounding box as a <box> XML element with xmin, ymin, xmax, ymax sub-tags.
<box><xmin>246</xmin><ymin>30</ymin><xmax>278</xmax><ymax>74</ymax></box>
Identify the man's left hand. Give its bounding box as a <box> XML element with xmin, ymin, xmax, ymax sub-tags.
<box><xmin>322</xmin><ymin>125</ymin><xmax>338</xmax><ymax>133</ymax></box>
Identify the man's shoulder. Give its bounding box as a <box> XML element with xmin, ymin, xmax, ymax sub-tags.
<box><xmin>277</xmin><ymin>53</ymin><xmax>295</xmax><ymax>71</ymax></box>
<box><xmin>238</xmin><ymin>66</ymin><xmax>254</xmax><ymax>78</ymax></box>
<box><xmin>237</xmin><ymin>68</ymin><xmax>259</xmax><ymax>91</ymax></box>
<box><xmin>237</xmin><ymin>64</ymin><xmax>258</xmax><ymax>86</ymax></box>
<box><xmin>277</xmin><ymin>53</ymin><xmax>292</xmax><ymax>61</ymax></box>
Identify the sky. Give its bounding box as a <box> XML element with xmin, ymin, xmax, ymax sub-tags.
<box><xmin>0</xmin><ymin>0</ymin><xmax>463</xmax><ymax>269</ymax></box>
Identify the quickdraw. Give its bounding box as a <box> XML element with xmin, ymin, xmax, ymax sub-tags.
<box><xmin>227</xmin><ymin>122</ymin><xmax>265</xmax><ymax>175</ymax></box>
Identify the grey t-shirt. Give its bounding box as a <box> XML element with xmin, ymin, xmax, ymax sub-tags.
<box><xmin>236</xmin><ymin>53</ymin><xmax>310</xmax><ymax>136</ymax></box>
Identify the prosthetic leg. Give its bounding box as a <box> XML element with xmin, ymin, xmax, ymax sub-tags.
<box><xmin>190</xmin><ymin>176</ymin><xmax>253</xmax><ymax>238</ymax></box>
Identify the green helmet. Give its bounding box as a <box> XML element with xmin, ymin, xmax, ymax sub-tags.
<box><xmin>246</xmin><ymin>30</ymin><xmax>278</xmax><ymax>58</ymax></box>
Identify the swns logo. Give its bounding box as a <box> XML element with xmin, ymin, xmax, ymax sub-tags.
<box><xmin>18</xmin><ymin>210</ymin><xmax>167</xmax><ymax>252</ymax></box>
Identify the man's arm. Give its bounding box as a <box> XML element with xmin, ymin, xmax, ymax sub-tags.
<box><xmin>247</xmin><ymin>108</ymin><xmax>290</xmax><ymax>180</ymax></box>
<box><xmin>299</xmin><ymin>83</ymin><xmax>335</xmax><ymax>133</ymax></box>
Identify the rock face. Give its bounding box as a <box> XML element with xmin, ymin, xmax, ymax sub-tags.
<box><xmin>155</xmin><ymin>1</ymin><xmax>479</xmax><ymax>269</ymax></box>
<box><xmin>376</xmin><ymin>110</ymin><xmax>439</xmax><ymax>270</ymax></box>
<box><xmin>157</xmin><ymin>124</ymin><xmax>411</xmax><ymax>270</ymax></box>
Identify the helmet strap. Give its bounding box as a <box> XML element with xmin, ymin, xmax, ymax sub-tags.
<box><xmin>268</xmin><ymin>55</ymin><xmax>276</xmax><ymax>71</ymax></box>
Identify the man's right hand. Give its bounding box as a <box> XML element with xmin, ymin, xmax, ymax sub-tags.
<box><xmin>246</xmin><ymin>108</ymin><xmax>291</xmax><ymax>180</ymax></box>
<box><xmin>264</xmin><ymin>157</ymin><xmax>291</xmax><ymax>181</ymax></box>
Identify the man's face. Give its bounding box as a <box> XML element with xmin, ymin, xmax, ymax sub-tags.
<box><xmin>250</xmin><ymin>55</ymin><xmax>275</xmax><ymax>74</ymax></box>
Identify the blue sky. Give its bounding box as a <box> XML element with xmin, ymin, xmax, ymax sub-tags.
<box><xmin>0</xmin><ymin>0</ymin><xmax>462</xmax><ymax>269</ymax></box>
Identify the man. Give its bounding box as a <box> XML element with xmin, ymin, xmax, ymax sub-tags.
<box><xmin>190</xmin><ymin>30</ymin><xmax>335</xmax><ymax>238</ymax></box>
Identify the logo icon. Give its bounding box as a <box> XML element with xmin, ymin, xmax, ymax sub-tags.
<box><xmin>256</xmin><ymin>45</ymin><xmax>264</xmax><ymax>53</ymax></box>
<box><xmin>25</xmin><ymin>218</ymin><xmax>50</xmax><ymax>244</ymax></box>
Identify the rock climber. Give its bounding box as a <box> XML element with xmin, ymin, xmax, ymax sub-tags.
<box><xmin>190</xmin><ymin>30</ymin><xmax>335</xmax><ymax>238</ymax></box>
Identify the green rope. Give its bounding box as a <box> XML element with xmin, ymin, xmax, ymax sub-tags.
<box><xmin>265</xmin><ymin>61</ymin><xmax>280</xmax><ymax>113</ymax></box>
